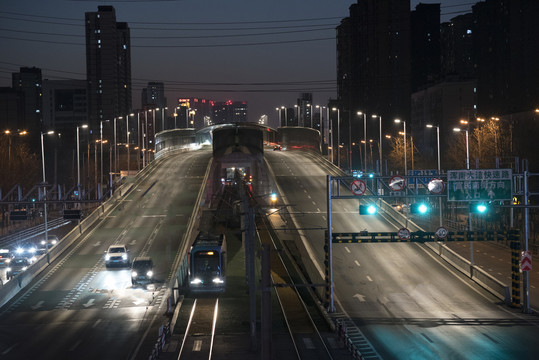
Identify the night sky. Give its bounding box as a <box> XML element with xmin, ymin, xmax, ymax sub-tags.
<box><xmin>0</xmin><ymin>1</ymin><xmax>475</xmax><ymax>127</ymax></box>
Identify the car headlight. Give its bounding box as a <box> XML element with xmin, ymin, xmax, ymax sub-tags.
<box><xmin>16</xmin><ymin>248</ymin><xmax>24</xmax><ymax>255</ymax></box>
<box><xmin>105</xmin><ymin>255</ymin><xmax>110</xmax><ymax>261</ymax></box>
<box><xmin>41</xmin><ymin>240</ymin><xmax>46</xmax><ymax>246</ymax></box>
<box><xmin>122</xmin><ymin>254</ymin><xmax>128</xmax><ymax>260</ymax></box>
<box><xmin>212</xmin><ymin>278</ymin><xmax>224</xmax><ymax>284</ymax></box>
<box><xmin>22</xmin><ymin>266</ymin><xmax>28</xmax><ymax>271</ymax></box>
<box><xmin>131</xmin><ymin>271</ymin><xmax>138</xmax><ymax>277</ymax></box>
<box><xmin>190</xmin><ymin>278</ymin><xmax>202</xmax><ymax>284</ymax></box>
<box><xmin>147</xmin><ymin>271</ymin><xmax>153</xmax><ymax>277</ymax></box>
<box><xmin>6</xmin><ymin>267</ymin><xmax>11</xmax><ymax>272</ymax></box>
<box><xmin>51</xmin><ymin>240</ymin><xmax>57</xmax><ymax>245</ymax></box>
<box><xmin>5</xmin><ymin>258</ymin><xmax>11</xmax><ymax>264</ymax></box>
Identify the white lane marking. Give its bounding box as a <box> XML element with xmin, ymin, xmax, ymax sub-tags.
<box><xmin>322</xmin><ymin>216</ymin><xmax>326</xmax><ymax>221</ymax></box>
<box><xmin>31</xmin><ymin>301</ymin><xmax>44</xmax><ymax>310</ymax></box>
<box><xmin>141</xmin><ymin>215</ymin><xmax>167</xmax><ymax>218</ymax></box>
<box><xmin>312</xmin><ymin>201</ymin><xmax>316</xmax><ymax>206</ymax></box>
<box><xmin>353</xmin><ymin>294</ymin><xmax>366</xmax><ymax>302</ymax></box>
<box><xmin>366</xmin><ymin>275</ymin><xmax>373</xmax><ymax>282</ymax></box>
<box><xmin>1</xmin><ymin>343</ymin><xmax>17</xmax><ymax>355</ymax></box>
<box><xmin>82</xmin><ymin>298</ymin><xmax>95</xmax><ymax>308</ymax></box>
<box><xmin>92</xmin><ymin>319</ymin><xmax>102</xmax><ymax>328</ymax></box>
<box><xmin>344</xmin><ymin>247</ymin><xmax>351</xmax><ymax>253</ymax></box>
<box><xmin>193</xmin><ymin>340</ymin><xmax>202</xmax><ymax>351</ymax></box>
<box><xmin>93</xmin><ymin>241</ymin><xmax>101</xmax><ymax>247</ymax></box>
<box><xmin>317</xmin><ymin>208</ymin><xmax>320</xmax><ymax>212</ymax></box>
<box><xmin>69</xmin><ymin>340</ymin><xmax>82</xmax><ymax>352</ymax></box>
<box><xmin>354</xmin><ymin>260</ymin><xmax>361</xmax><ymax>267</ymax></box>
<box><xmin>303</xmin><ymin>337</ymin><xmax>315</xmax><ymax>349</ymax></box>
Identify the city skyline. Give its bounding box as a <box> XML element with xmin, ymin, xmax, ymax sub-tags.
<box><xmin>0</xmin><ymin>1</ymin><xmax>475</xmax><ymax>128</ymax></box>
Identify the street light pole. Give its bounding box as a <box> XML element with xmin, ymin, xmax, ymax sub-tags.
<box><xmin>357</xmin><ymin>112</ymin><xmax>367</xmax><ymax>174</ymax></box>
<box><xmin>427</xmin><ymin>124</ymin><xmax>442</xmax><ymax>227</ymax></box>
<box><xmin>372</xmin><ymin>115</ymin><xmax>383</xmax><ymax>174</ymax></box>
<box><xmin>41</xmin><ymin>130</ymin><xmax>54</xmax><ymax>263</ymax></box>
<box><xmin>76</xmin><ymin>125</ymin><xmax>88</xmax><ymax>202</ymax></box>
<box><xmin>99</xmin><ymin>120</ymin><xmax>109</xmax><ymax>199</ymax></box>
<box><xmin>395</xmin><ymin>119</ymin><xmax>407</xmax><ymax>176</ymax></box>
<box><xmin>137</xmin><ymin>112</ymin><xmax>141</xmax><ymax>171</ymax></box>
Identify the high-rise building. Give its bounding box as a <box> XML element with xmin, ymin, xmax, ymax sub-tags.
<box><xmin>141</xmin><ymin>82</ymin><xmax>167</xmax><ymax>109</ymax></box>
<box><xmin>85</xmin><ymin>6</ymin><xmax>132</xmax><ymax>129</ymax></box>
<box><xmin>440</xmin><ymin>14</ymin><xmax>474</xmax><ymax>79</ymax></box>
<box><xmin>336</xmin><ymin>0</ymin><xmax>411</xmax><ymax>132</ymax></box>
<box><xmin>12</xmin><ymin>67</ymin><xmax>42</xmax><ymax>134</ymax></box>
<box><xmin>177</xmin><ymin>98</ymin><xmax>214</xmax><ymax>130</ymax></box>
<box><xmin>42</xmin><ymin>80</ymin><xmax>88</xmax><ymax>132</ymax></box>
<box><xmin>411</xmin><ymin>3</ymin><xmax>441</xmax><ymax>92</ymax></box>
<box><xmin>297</xmin><ymin>93</ymin><xmax>312</xmax><ymax>128</ymax></box>
<box><xmin>212</xmin><ymin>100</ymin><xmax>248</xmax><ymax>125</ymax></box>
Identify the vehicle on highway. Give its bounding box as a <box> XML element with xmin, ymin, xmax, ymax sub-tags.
<box><xmin>6</xmin><ymin>257</ymin><xmax>29</xmax><ymax>280</ymax></box>
<box><xmin>13</xmin><ymin>244</ymin><xmax>38</xmax><ymax>264</ymax></box>
<box><xmin>131</xmin><ymin>257</ymin><xmax>154</xmax><ymax>286</ymax></box>
<box><xmin>105</xmin><ymin>244</ymin><xmax>129</xmax><ymax>268</ymax></box>
<box><xmin>189</xmin><ymin>232</ymin><xmax>226</xmax><ymax>290</ymax></box>
<box><xmin>273</xmin><ymin>145</ymin><xmax>282</xmax><ymax>151</ymax></box>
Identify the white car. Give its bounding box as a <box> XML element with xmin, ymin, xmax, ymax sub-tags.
<box><xmin>105</xmin><ymin>245</ymin><xmax>129</xmax><ymax>268</ymax></box>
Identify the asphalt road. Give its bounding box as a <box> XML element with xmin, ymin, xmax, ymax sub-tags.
<box><xmin>0</xmin><ymin>149</ymin><xmax>212</xmax><ymax>359</ymax></box>
<box><xmin>265</xmin><ymin>149</ymin><xmax>539</xmax><ymax>360</ymax></box>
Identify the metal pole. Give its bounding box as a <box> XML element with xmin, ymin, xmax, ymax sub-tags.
<box><xmin>348</xmin><ymin>112</ymin><xmax>352</xmax><ymax>172</ymax></box>
<box><xmin>161</xmin><ymin>108</ymin><xmax>165</xmax><ymax>131</ymax></box>
<box><xmin>524</xmin><ymin>170</ymin><xmax>530</xmax><ymax>313</ymax></box>
<box><xmin>465</xmin><ymin>130</ymin><xmax>470</xmax><ymax>170</ymax></box>
<box><xmin>403</xmin><ymin>121</ymin><xmax>407</xmax><ymax>176</ymax></box>
<box><xmin>76</xmin><ymin>126</ymin><xmax>81</xmax><ymax>201</ymax></box>
<box><xmin>100</xmin><ymin>122</ymin><xmax>103</xmax><ymax>199</ymax></box>
<box><xmin>327</xmin><ymin>175</ymin><xmax>335</xmax><ymax>312</ymax></box>
<box><xmin>114</xmin><ymin>117</ymin><xmax>117</xmax><ymax>183</ymax></box>
<box><xmin>126</xmin><ymin>115</ymin><xmax>130</xmax><ymax>176</ymax></box>
<box><xmin>137</xmin><ymin>112</ymin><xmax>141</xmax><ymax>171</ymax></box>
<box><xmin>379</xmin><ymin>116</ymin><xmax>383</xmax><ymax>175</ymax></box>
<box><xmin>363</xmin><ymin>113</ymin><xmax>367</xmax><ymax>174</ymax></box>
<box><xmin>337</xmin><ymin>109</ymin><xmax>340</xmax><ymax>168</ymax></box>
<box><xmin>436</xmin><ymin>125</ymin><xmax>442</xmax><ymax>227</ymax></box>
<box><xmin>40</xmin><ymin>132</ymin><xmax>50</xmax><ymax>263</ymax></box>
<box><xmin>145</xmin><ymin>111</ymin><xmax>148</xmax><ymax>166</ymax></box>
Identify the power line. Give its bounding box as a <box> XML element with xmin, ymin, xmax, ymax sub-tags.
<box><xmin>0</xmin><ymin>26</ymin><xmax>335</xmax><ymax>39</ymax></box>
<box><xmin>0</xmin><ymin>35</ymin><xmax>334</xmax><ymax>47</ymax></box>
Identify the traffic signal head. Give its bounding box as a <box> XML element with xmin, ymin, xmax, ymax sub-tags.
<box><xmin>410</xmin><ymin>202</ymin><xmax>430</xmax><ymax>214</ymax></box>
<box><xmin>359</xmin><ymin>204</ymin><xmax>378</xmax><ymax>215</ymax></box>
<box><xmin>470</xmin><ymin>202</ymin><xmax>489</xmax><ymax>214</ymax></box>
<box><xmin>368</xmin><ymin>173</ymin><xmax>374</xmax><ymax>178</ymax></box>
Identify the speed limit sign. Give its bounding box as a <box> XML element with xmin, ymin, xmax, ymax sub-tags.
<box><xmin>397</xmin><ymin>227</ymin><xmax>411</xmax><ymax>241</ymax></box>
<box><xmin>435</xmin><ymin>226</ymin><xmax>449</xmax><ymax>239</ymax></box>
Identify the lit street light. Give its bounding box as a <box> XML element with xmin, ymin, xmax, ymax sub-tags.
<box><xmin>332</xmin><ymin>108</ymin><xmax>340</xmax><ymax>168</ymax></box>
<box><xmin>426</xmin><ymin>124</ymin><xmax>442</xmax><ymax>227</ymax></box>
<box><xmin>76</xmin><ymin>124</ymin><xmax>88</xmax><ymax>202</ymax></box>
<box><xmin>453</xmin><ymin>127</ymin><xmax>469</xmax><ymax>169</ymax></box>
<box><xmin>372</xmin><ymin>115</ymin><xmax>382</xmax><ymax>174</ymax></box>
<box><xmin>41</xmin><ymin>130</ymin><xmax>54</xmax><ymax>263</ymax></box>
<box><xmin>357</xmin><ymin>112</ymin><xmax>367</xmax><ymax>174</ymax></box>
<box><xmin>394</xmin><ymin>119</ymin><xmax>407</xmax><ymax>176</ymax></box>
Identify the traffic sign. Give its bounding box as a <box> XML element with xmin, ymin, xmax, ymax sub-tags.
<box><xmin>397</xmin><ymin>227</ymin><xmax>411</xmax><ymax>240</ymax></box>
<box><xmin>408</xmin><ymin>169</ymin><xmax>437</xmax><ymax>186</ymax></box>
<box><xmin>389</xmin><ymin>175</ymin><xmax>405</xmax><ymax>191</ymax></box>
<box><xmin>435</xmin><ymin>226</ymin><xmax>448</xmax><ymax>239</ymax></box>
<box><xmin>350</xmin><ymin>179</ymin><xmax>366</xmax><ymax>196</ymax></box>
<box><xmin>521</xmin><ymin>251</ymin><xmax>532</xmax><ymax>271</ymax></box>
<box><xmin>428</xmin><ymin>178</ymin><xmax>444</xmax><ymax>194</ymax></box>
<box><xmin>447</xmin><ymin>169</ymin><xmax>512</xmax><ymax>202</ymax></box>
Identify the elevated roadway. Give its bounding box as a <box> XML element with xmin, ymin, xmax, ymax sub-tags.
<box><xmin>265</xmin><ymin>149</ymin><xmax>539</xmax><ymax>359</ymax></box>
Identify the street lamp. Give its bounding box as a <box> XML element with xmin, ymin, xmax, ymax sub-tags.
<box><xmin>332</xmin><ymin>108</ymin><xmax>340</xmax><ymax>168</ymax></box>
<box><xmin>40</xmin><ymin>130</ymin><xmax>54</xmax><ymax>263</ymax></box>
<box><xmin>357</xmin><ymin>112</ymin><xmax>367</xmax><ymax>174</ymax></box>
<box><xmin>275</xmin><ymin>107</ymin><xmax>281</xmax><ymax>127</ymax></box>
<box><xmin>76</xmin><ymin>124</ymin><xmax>88</xmax><ymax>202</ymax></box>
<box><xmin>395</xmin><ymin>119</ymin><xmax>407</xmax><ymax>176</ymax></box>
<box><xmin>100</xmin><ymin>120</ymin><xmax>110</xmax><ymax>199</ymax></box>
<box><xmin>372</xmin><ymin>115</ymin><xmax>382</xmax><ymax>174</ymax></box>
<box><xmin>126</xmin><ymin>113</ymin><xmax>134</xmax><ymax>175</ymax></box>
<box><xmin>453</xmin><ymin>127</ymin><xmax>469</xmax><ymax>169</ymax></box>
<box><xmin>426</xmin><ymin>124</ymin><xmax>442</xmax><ymax>227</ymax></box>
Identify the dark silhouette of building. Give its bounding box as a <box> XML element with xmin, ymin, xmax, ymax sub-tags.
<box><xmin>411</xmin><ymin>3</ymin><xmax>441</xmax><ymax>92</ymax></box>
<box><xmin>85</xmin><ymin>6</ymin><xmax>132</xmax><ymax>129</ymax></box>
<box><xmin>336</xmin><ymin>0</ymin><xmax>411</xmax><ymax>170</ymax></box>
<box><xmin>11</xmin><ymin>67</ymin><xmax>42</xmax><ymax>134</ymax></box>
<box><xmin>141</xmin><ymin>82</ymin><xmax>167</xmax><ymax>109</ymax></box>
<box><xmin>440</xmin><ymin>13</ymin><xmax>475</xmax><ymax>79</ymax></box>
<box><xmin>212</xmin><ymin>100</ymin><xmax>248</xmax><ymax>124</ymax></box>
<box><xmin>296</xmin><ymin>93</ymin><xmax>312</xmax><ymax>127</ymax></box>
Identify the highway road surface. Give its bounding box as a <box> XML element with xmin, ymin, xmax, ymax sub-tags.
<box><xmin>266</xmin><ymin>149</ymin><xmax>539</xmax><ymax>360</ymax></box>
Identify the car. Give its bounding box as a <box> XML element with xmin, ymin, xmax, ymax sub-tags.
<box><xmin>273</xmin><ymin>145</ymin><xmax>282</xmax><ymax>151</ymax></box>
<box><xmin>131</xmin><ymin>257</ymin><xmax>154</xmax><ymax>285</ymax></box>
<box><xmin>6</xmin><ymin>257</ymin><xmax>30</xmax><ymax>280</ymax></box>
<box><xmin>105</xmin><ymin>245</ymin><xmax>129</xmax><ymax>267</ymax></box>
